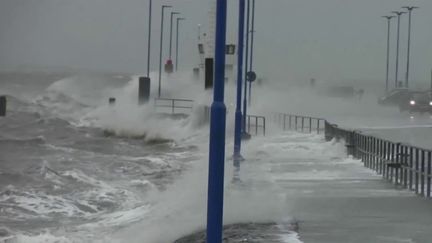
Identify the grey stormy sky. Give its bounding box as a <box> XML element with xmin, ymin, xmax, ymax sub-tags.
<box><xmin>0</xmin><ymin>0</ymin><xmax>431</xmax><ymax>86</ymax></box>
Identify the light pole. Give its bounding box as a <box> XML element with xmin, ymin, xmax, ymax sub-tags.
<box><xmin>146</xmin><ymin>0</ymin><xmax>152</xmax><ymax>78</ymax></box>
<box><xmin>169</xmin><ymin>12</ymin><xmax>180</xmax><ymax>60</ymax></box>
<box><xmin>158</xmin><ymin>5</ymin><xmax>172</xmax><ymax>98</ymax></box>
<box><xmin>382</xmin><ymin>15</ymin><xmax>395</xmax><ymax>93</ymax></box>
<box><xmin>248</xmin><ymin>0</ymin><xmax>256</xmax><ymax>106</ymax></box>
<box><xmin>206</xmin><ymin>0</ymin><xmax>227</xmax><ymax>242</ymax></box>
<box><xmin>403</xmin><ymin>6</ymin><xmax>419</xmax><ymax>88</ymax></box>
<box><xmin>242</xmin><ymin>0</ymin><xmax>251</xmax><ymax>138</ymax></box>
<box><xmin>233</xmin><ymin>0</ymin><xmax>245</xmax><ymax>173</ymax></box>
<box><xmin>392</xmin><ymin>11</ymin><xmax>406</xmax><ymax>89</ymax></box>
<box><xmin>175</xmin><ymin>17</ymin><xmax>185</xmax><ymax>72</ymax></box>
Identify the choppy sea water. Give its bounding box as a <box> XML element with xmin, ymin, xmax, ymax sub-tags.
<box><xmin>2</xmin><ymin>71</ymin><xmax>432</xmax><ymax>243</ymax></box>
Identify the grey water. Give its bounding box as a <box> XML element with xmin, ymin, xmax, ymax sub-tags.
<box><xmin>0</xmin><ymin>71</ymin><xmax>200</xmax><ymax>242</ymax></box>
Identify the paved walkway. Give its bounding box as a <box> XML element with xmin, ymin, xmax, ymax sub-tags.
<box><xmin>229</xmin><ymin>132</ymin><xmax>432</xmax><ymax>243</ymax></box>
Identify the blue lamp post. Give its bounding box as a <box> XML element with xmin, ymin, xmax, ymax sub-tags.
<box><xmin>206</xmin><ymin>0</ymin><xmax>228</xmax><ymax>242</ymax></box>
<box><xmin>233</xmin><ymin>0</ymin><xmax>246</xmax><ymax>175</ymax></box>
<box><xmin>242</xmin><ymin>0</ymin><xmax>251</xmax><ymax>139</ymax></box>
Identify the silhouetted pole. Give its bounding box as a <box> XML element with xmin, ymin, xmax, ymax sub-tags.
<box><xmin>248</xmin><ymin>0</ymin><xmax>256</xmax><ymax>106</ymax></box>
<box><xmin>146</xmin><ymin>0</ymin><xmax>152</xmax><ymax>77</ymax></box>
<box><xmin>206</xmin><ymin>0</ymin><xmax>228</xmax><ymax>242</ymax></box>
<box><xmin>403</xmin><ymin>6</ymin><xmax>418</xmax><ymax>88</ymax></box>
<box><xmin>392</xmin><ymin>11</ymin><xmax>405</xmax><ymax>88</ymax></box>
<box><xmin>233</xmin><ymin>0</ymin><xmax>245</xmax><ymax>168</ymax></box>
<box><xmin>175</xmin><ymin>17</ymin><xmax>185</xmax><ymax>72</ymax></box>
<box><xmin>158</xmin><ymin>5</ymin><xmax>172</xmax><ymax>98</ymax></box>
<box><xmin>382</xmin><ymin>16</ymin><xmax>395</xmax><ymax>93</ymax></box>
<box><xmin>242</xmin><ymin>0</ymin><xmax>250</xmax><ymax>137</ymax></box>
<box><xmin>169</xmin><ymin>12</ymin><xmax>180</xmax><ymax>60</ymax></box>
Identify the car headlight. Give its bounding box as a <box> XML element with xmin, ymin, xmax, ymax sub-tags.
<box><xmin>410</xmin><ymin>100</ymin><xmax>416</xmax><ymax>105</ymax></box>
<box><xmin>429</xmin><ymin>101</ymin><xmax>432</xmax><ymax>106</ymax></box>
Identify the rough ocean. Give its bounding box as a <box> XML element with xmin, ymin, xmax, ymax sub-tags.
<box><xmin>1</xmin><ymin>71</ymin><xmax>432</xmax><ymax>243</ymax></box>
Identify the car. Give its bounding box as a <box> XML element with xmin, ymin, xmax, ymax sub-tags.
<box><xmin>378</xmin><ymin>88</ymin><xmax>412</xmax><ymax>107</ymax></box>
<box><xmin>399</xmin><ymin>91</ymin><xmax>432</xmax><ymax>113</ymax></box>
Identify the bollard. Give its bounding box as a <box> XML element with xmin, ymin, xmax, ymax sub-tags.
<box><xmin>193</xmin><ymin>67</ymin><xmax>200</xmax><ymax>80</ymax></box>
<box><xmin>109</xmin><ymin>97</ymin><xmax>116</xmax><ymax>106</ymax></box>
<box><xmin>0</xmin><ymin>96</ymin><xmax>6</xmax><ymax>117</ymax></box>
<box><xmin>205</xmin><ymin>58</ymin><xmax>214</xmax><ymax>90</ymax></box>
<box><xmin>138</xmin><ymin>77</ymin><xmax>151</xmax><ymax>105</ymax></box>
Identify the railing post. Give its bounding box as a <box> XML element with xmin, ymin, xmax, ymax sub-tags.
<box><xmin>421</xmin><ymin>150</ymin><xmax>425</xmax><ymax>196</ymax></box>
<box><xmin>415</xmin><ymin>148</ymin><xmax>419</xmax><ymax>194</ymax></box>
<box><xmin>427</xmin><ymin>151</ymin><xmax>431</xmax><ymax>198</ymax></box>
<box><xmin>403</xmin><ymin>146</ymin><xmax>408</xmax><ymax>187</ymax></box>
<box><xmin>255</xmin><ymin>117</ymin><xmax>258</xmax><ymax>135</ymax></box>
<box><xmin>379</xmin><ymin>139</ymin><xmax>383</xmax><ymax>175</ymax></box>
<box><xmin>409</xmin><ymin>147</ymin><xmax>414</xmax><ymax>190</ymax></box>
<box><xmin>263</xmin><ymin>117</ymin><xmax>266</xmax><ymax>136</ymax></box>
<box><xmin>396</xmin><ymin>143</ymin><xmax>401</xmax><ymax>184</ymax></box>
<box><xmin>295</xmin><ymin>116</ymin><xmax>298</xmax><ymax>131</ymax></box>
<box><xmin>289</xmin><ymin>115</ymin><xmax>292</xmax><ymax>129</ymax></box>
<box><xmin>302</xmin><ymin>116</ymin><xmax>304</xmax><ymax>132</ymax></box>
<box><xmin>309</xmin><ymin>118</ymin><xmax>312</xmax><ymax>133</ymax></box>
<box><xmin>383</xmin><ymin>141</ymin><xmax>387</xmax><ymax>178</ymax></box>
<box><xmin>283</xmin><ymin>114</ymin><xmax>286</xmax><ymax>131</ymax></box>
<box><xmin>172</xmin><ymin>100</ymin><xmax>175</xmax><ymax>114</ymax></box>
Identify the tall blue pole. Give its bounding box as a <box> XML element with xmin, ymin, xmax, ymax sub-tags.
<box><xmin>242</xmin><ymin>0</ymin><xmax>250</xmax><ymax>135</ymax></box>
<box><xmin>248</xmin><ymin>0</ymin><xmax>255</xmax><ymax>106</ymax></box>
<box><xmin>206</xmin><ymin>0</ymin><xmax>227</xmax><ymax>242</ymax></box>
<box><xmin>234</xmin><ymin>0</ymin><xmax>245</xmax><ymax>163</ymax></box>
<box><xmin>158</xmin><ymin>5</ymin><xmax>172</xmax><ymax>98</ymax></box>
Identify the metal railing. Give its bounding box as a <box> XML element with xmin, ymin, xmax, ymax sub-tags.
<box><xmin>246</xmin><ymin>115</ymin><xmax>266</xmax><ymax>136</ymax></box>
<box><xmin>154</xmin><ymin>98</ymin><xmax>194</xmax><ymax>115</ymax></box>
<box><xmin>276</xmin><ymin>112</ymin><xmax>432</xmax><ymax>198</ymax></box>
<box><xmin>274</xmin><ymin>113</ymin><xmax>325</xmax><ymax>134</ymax></box>
<box><xmin>325</xmin><ymin>120</ymin><xmax>432</xmax><ymax>199</ymax></box>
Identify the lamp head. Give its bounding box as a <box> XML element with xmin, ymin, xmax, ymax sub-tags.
<box><xmin>402</xmin><ymin>6</ymin><xmax>419</xmax><ymax>11</ymax></box>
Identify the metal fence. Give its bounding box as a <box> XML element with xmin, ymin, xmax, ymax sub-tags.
<box><xmin>246</xmin><ymin>115</ymin><xmax>266</xmax><ymax>136</ymax></box>
<box><xmin>273</xmin><ymin>113</ymin><xmax>325</xmax><ymax>134</ymax></box>
<box><xmin>326</xmin><ymin>120</ymin><xmax>432</xmax><ymax>199</ymax></box>
<box><xmin>276</xmin><ymin>112</ymin><xmax>432</xmax><ymax>199</ymax></box>
<box><xmin>154</xmin><ymin>98</ymin><xmax>194</xmax><ymax>114</ymax></box>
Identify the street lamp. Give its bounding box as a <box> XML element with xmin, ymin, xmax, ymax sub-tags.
<box><xmin>138</xmin><ymin>0</ymin><xmax>153</xmax><ymax>105</ymax></box>
<box><xmin>175</xmin><ymin>17</ymin><xmax>185</xmax><ymax>72</ymax></box>
<box><xmin>158</xmin><ymin>5</ymin><xmax>172</xmax><ymax>98</ymax></box>
<box><xmin>242</xmin><ymin>0</ymin><xmax>251</xmax><ymax>139</ymax></box>
<box><xmin>146</xmin><ymin>0</ymin><xmax>152</xmax><ymax>78</ymax></box>
<box><xmin>169</xmin><ymin>12</ymin><xmax>180</xmax><ymax>60</ymax></box>
<box><xmin>164</xmin><ymin>11</ymin><xmax>179</xmax><ymax>74</ymax></box>
<box><xmin>402</xmin><ymin>6</ymin><xmax>419</xmax><ymax>88</ymax></box>
<box><xmin>382</xmin><ymin>15</ymin><xmax>395</xmax><ymax>93</ymax></box>
<box><xmin>206</xmin><ymin>0</ymin><xmax>228</xmax><ymax>242</ymax></box>
<box><xmin>392</xmin><ymin>11</ymin><xmax>406</xmax><ymax>89</ymax></box>
<box><xmin>248</xmin><ymin>0</ymin><xmax>256</xmax><ymax>106</ymax></box>
<box><xmin>233</xmin><ymin>0</ymin><xmax>245</xmax><ymax>176</ymax></box>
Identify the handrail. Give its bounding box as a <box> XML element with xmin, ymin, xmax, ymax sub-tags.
<box><xmin>273</xmin><ymin>113</ymin><xmax>325</xmax><ymax>134</ymax></box>
<box><xmin>154</xmin><ymin>98</ymin><xmax>194</xmax><ymax>115</ymax></box>
<box><xmin>278</xmin><ymin>112</ymin><xmax>432</xmax><ymax>199</ymax></box>
<box><xmin>246</xmin><ymin>115</ymin><xmax>266</xmax><ymax>136</ymax></box>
